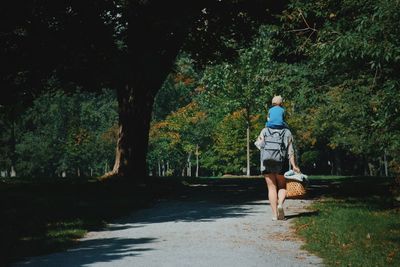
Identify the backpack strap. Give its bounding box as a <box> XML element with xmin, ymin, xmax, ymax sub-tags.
<box><xmin>263</xmin><ymin>127</ymin><xmax>271</xmax><ymax>139</ymax></box>
<box><xmin>267</xmin><ymin>127</ymin><xmax>272</xmax><ymax>137</ymax></box>
<box><xmin>279</xmin><ymin>128</ymin><xmax>287</xmax><ymax>138</ymax></box>
<box><xmin>279</xmin><ymin>128</ymin><xmax>288</xmax><ymax>155</ymax></box>
<box><xmin>266</xmin><ymin>127</ymin><xmax>286</xmax><ymax>138</ymax></box>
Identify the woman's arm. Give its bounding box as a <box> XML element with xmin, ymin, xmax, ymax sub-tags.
<box><xmin>289</xmin><ymin>154</ymin><xmax>301</xmax><ymax>173</ymax></box>
<box><xmin>287</xmin><ymin>138</ymin><xmax>301</xmax><ymax>173</ymax></box>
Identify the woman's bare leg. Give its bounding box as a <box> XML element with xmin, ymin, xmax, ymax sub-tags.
<box><xmin>265</xmin><ymin>173</ymin><xmax>278</xmax><ymax>218</ymax></box>
<box><xmin>276</xmin><ymin>174</ymin><xmax>287</xmax><ymax>206</ymax></box>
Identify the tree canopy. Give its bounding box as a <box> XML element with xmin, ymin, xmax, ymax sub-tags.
<box><xmin>1</xmin><ymin>0</ymin><xmax>399</xmax><ymax>178</ymax></box>
<box><xmin>148</xmin><ymin>0</ymin><xmax>400</xmax><ymax>177</ymax></box>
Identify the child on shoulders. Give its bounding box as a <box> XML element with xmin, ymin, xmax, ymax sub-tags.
<box><xmin>266</xmin><ymin>95</ymin><xmax>288</xmax><ymax>129</ymax></box>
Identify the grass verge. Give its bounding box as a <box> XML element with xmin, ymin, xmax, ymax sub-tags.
<box><xmin>294</xmin><ymin>176</ymin><xmax>400</xmax><ymax>266</ymax></box>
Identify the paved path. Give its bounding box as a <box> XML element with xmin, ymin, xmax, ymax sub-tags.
<box><xmin>13</xmin><ymin>179</ymin><xmax>323</xmax><ymax>267</ymax></box>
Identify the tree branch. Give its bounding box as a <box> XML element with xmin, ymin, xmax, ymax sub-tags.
<box><xmin>286</xmin><ymin>9</ymin><xmax>317</xmax><ymax>34</ymax></box>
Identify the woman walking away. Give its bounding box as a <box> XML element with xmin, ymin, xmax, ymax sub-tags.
<box><xmin>256</xmin><ymin>119</ymin><xmax>300</xmax><ymax>220</ymax></box>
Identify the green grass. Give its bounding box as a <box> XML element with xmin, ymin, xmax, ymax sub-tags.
<box><xmin>294</xmin><ymin>176</ymin><xmax>400</xmax><ymax>267</ymax></box>
<box><xmin>307</xmin><ymin>175</ymin><xmax>351</xmax><ymax>180</ymax></box>
<box><xmin>0</xmin><ymin>176</ymin><xmax>184</xmax><ymax>266</ymax></box>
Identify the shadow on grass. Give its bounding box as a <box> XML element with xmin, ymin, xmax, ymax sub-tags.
<box><xmin>305</xmin><ymin>176</ymin><xmax>395</xmax><ymax>199</ymax></box>
<box><xmin>285</xmin><ymin>211</ymin><xmax>320</xmax><ymax>220</ymax></box>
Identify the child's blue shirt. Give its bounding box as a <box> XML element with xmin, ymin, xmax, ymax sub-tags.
<box><xmin>266</xmin><ymin>106</ymin><xmax>287</xmax><ymax>129</ymax></box>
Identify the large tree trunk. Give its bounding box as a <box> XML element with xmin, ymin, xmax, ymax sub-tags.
<box><xmin>106</xmin><ymin>2</ymin><xmax>196</xmax><ymax>181</ymax></box>
<box><xmin>110</xmin><ymin>51</ymin><xmax>182</xmax><ymax>180</ymax></box>
<box><xmin>108</xmin><ymin>1</ymin><xmax>283</xmax><ymax>181</ymax></box>
<box><xmin>111</xmin><ymin>85</ymin><xmax>156</xmax><ymax>179</ymax></box>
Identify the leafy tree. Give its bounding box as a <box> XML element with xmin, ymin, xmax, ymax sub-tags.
<box><xmin>209</xmin><ymin>110</ymin><xmax>262</xmax><ymax>175</ymax></box>
<box><xmin>148</xmin><ymin>101</ymin><xmax>208</xmax><ymax>176</ymax></box>
<box><xmin>274</xmin><ymin>0</ymin><xmax>400</xmax><ymax>175</ymax></box>
<box><xmin>150</xmin><ymin>1</ymin><xmax>400</xmax><ymax>177</ymax></box>
<box><xmin>153</xmin><ymin>53</ymin><xmax>200</xmax><ymax>121</ymax></box>
<box><xmin>15</xmin><ymin>89</ymin><xmax>117</xmax><ymax>177</ymax></box>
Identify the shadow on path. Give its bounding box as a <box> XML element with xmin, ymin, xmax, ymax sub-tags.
<box><xmin>15</xmin><ymin>237</ymin><xmax>157</xmax><ymax>266</ymax></box>
<box><xmin>118</xmin><ymin>178</ymin><xmax>270</xmax><ymax>224</ymax></box>
<box><xmin>13</xmin><ymin>178</ymin><xmax>271</xmax><ymax>267</ymax></box>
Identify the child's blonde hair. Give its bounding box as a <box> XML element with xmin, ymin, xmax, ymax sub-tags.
<box><xmin>272</xmin><ymin>95</ymin><xmax>283</xmax><ymax>105</ymax></box>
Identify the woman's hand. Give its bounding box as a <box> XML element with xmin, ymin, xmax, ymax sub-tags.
<box><xmin>292</xmin><ymin>165</ymin><xmax>301</xmax><ymax>173</ymax></box>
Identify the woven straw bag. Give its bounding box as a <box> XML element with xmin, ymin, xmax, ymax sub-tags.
<box><xmin>286</xmin><ymin>179</ymin><xmax>307</xmax><ymax>198</ymax></box>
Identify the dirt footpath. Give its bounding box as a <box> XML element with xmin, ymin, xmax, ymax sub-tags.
<box><xmin>13</xmin><ymin>178</ymin><xmax>323</xmax><ymax>267</ymax></box>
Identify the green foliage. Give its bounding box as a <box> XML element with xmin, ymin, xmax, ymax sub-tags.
<box><xmin>148</xmin><ymin>101</ymin><xmax>209</xmax><ymax>175</ymax></box>
<box><xmin>301</xmin><ymin>150</ymin><xmax>320</xmax><ymax>165</ymax></box>
<box><xmin>210</xmin><ymin>110</ymin><xmax>255</xmax><ymax>175</ymax></box>
<box><xmin>153</xmin><ymin>53</ymin><xmax>201</xmax><ymax>121</ymax></box>
<box><xmin>273</xmin><ymin>0</ymin><xmax>400</xmax><ymax>173</ymax></box>
<box><xmin>149</xmin><ymin>0</ymin><xmax>400</xmax><ymax>176</ymax></box>
<box><xmin>13</xmin><ymin>88</ymin><xmax>118</xmax><ymax>177</ymax></box>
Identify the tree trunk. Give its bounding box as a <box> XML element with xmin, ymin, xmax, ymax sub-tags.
<box><xmin>111</xmin><ymin>85</ymin><xmax>155</xmax><ymax>180</ymax></box>
<box><xmin>196</xmin><ymin>144</ymin><xmax>199</xmax><ymax>177</ymax></box>
<box><xmin>246</xmin><ymin>126</ymin><xmax>250</xmax><ymax>176</ymax></box>
<box><xmin>368</xmin><ymin>162</ymin><xmax>374</xmax><ymax>176</ymax></box>
<box><xmin>187</xmin><ymin>152</ymin><xmax>192</xmax><ymax>177</ymax></box>
<box><xmin>110</xmin><ymin>1</ymin><xmax>261</xmax><ymax>180</ymax></box>
<box><xmin>363</xmin><ymin>157</ymin><xmax>369</xmax><ymax>176</ymax></box>
<box><xmin>108</xmin><ymin>2</ymin><xmax>223</xmax><ymax>181</ymax></box>
<box><xmin>109</xmin><ymin>6</ymin><xmax>188</xmax><ymax>180</ymax></box>
<box><xmin>167</xmin><ymin>161</ymin><xmax>170</xmax><ymax>175</ymax></box>
<box><xmin>334</xmin><ymin>150</ymin><xmax>342</xmax><ymax>175</ymax></box>
<box><xmin>384</xmin><ymin>150</ymin><xmax>388</xmax><ymax>177</ymax></box>
<box><xmin>9</xmin><ymin>111</ymin><xmax>17</xmax><ymax>176</ymax></box>
<box><xmin>10</xmin><ymin>166</ymin><xmax>16</xmax><ymax>177</ymax></box>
